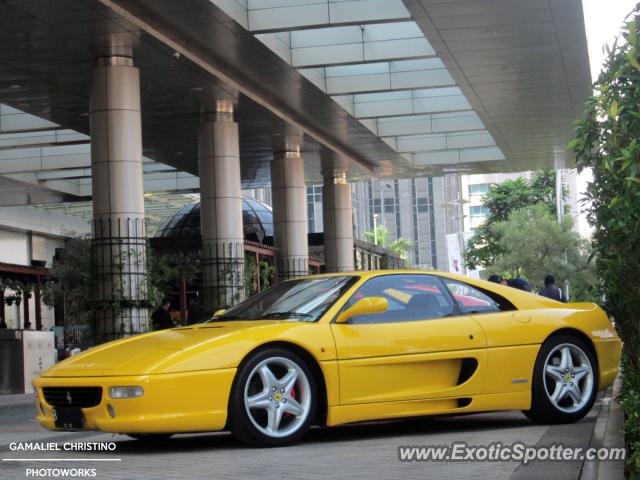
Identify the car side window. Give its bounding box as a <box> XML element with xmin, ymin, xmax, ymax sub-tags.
<box><xmin>441</xmin><ymin>278</ymin><xmax>505</xmax><ymax>314</ymax></box>
<box><xmin>343</xmin><ymin>274</ymin><xmax>455</xmax><ymax>324</ymax></box>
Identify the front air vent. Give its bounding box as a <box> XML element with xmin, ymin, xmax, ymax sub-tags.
<box><xmin>43</xmin><ymin>387</ymin><xmax>102</xmax><ymax>408</ymax></box>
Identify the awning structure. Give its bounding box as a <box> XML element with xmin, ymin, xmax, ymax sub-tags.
<box><xmin>403</xmin><ymin>0</ymin><xmax>592</xmax><ymax>172</ymax></box>
<box><xmin>242</xmin><ymin>0</ymin><xmax>504</xmax><ymax>174</ymax></box>
<box><xmin>0</xmin><ymin>0</ymin><xmax>591</xmax><ymax>205</ymax></box>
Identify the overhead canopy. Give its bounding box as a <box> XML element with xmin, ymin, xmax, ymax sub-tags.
<box><xmin>0</xmin><ymin>0</ymin><xmax>591</xmax><ymax>205</ymax></box>
<box><xmin>402</xmin><ymin>0</ymin><xmax>592</xmax><ymax>172</ymax></box>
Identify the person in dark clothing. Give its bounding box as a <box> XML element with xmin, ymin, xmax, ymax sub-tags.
<box><xmin>187</xmin><ymin>297</ymin><xmax>212</xmax><ymax>324</ymax></box>
<box><xmin>151</xmin><ymin>299</ymin><xmax>174</xmax><ymax>330</ymax></box>
<box><xmin>538</xmin><ymin>274</ymin><xmax>567</xmax><ymax>302</ymax></box>
<box><xmin>507</xmin><ymin>277</ymin><xmax>533</xmax><ymax>292</ymax></box>
<box><xmin>488</xmin><ymin>274</ymin><xmax>508</xmax><ymax>285</ymax></box>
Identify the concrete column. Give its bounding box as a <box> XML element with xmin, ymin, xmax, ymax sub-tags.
<box><xmin>271</xmin><ymin>147</ymin><xmax>308</xmax><ymax>279</ymax></box>
<box><xmin>90</xmin><ymin>55</ymin><xmax>148</xmax><ymax>341</ymax></box>
<box><xmin>22</xmin><ymin>294</ymin><xmax>30</xmax><ymax>330</ymax></box>
<box><xmin>0</xmin><ymin>289</ymin><xmax>5</xmax><ymax>328</ymax></box>
<box><xmin>198</xmin><ymin>101</ymin><xmax>244</xmax><ymax>308</ymax></box>
<box><xmin>323</xmin><ymin>171</ymin><xmax>355</xmax><ymax>272</ymax></box>
<box><xmin>34</xmin><ymin>283</ymin><xmax>42</xmax><ymax>331</ymax></box>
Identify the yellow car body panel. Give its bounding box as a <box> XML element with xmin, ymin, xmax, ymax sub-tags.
<box><xmin>34</xmin><ymin>270</ymin><xmax>621</xmax><ymax>435</ymax></box>
<box><xmin>34</xmin><ymin>370</ymin><xmax>235</xmax><ymax>433</ymax></box>
<box><xmin>326</xmin><ymin>391</ymin><xmax>531</xmax><ymax>426</ymax></box>
<box><xmin>330</xmin><ymin>317</ymin><xmax>488</xmax><ymax>404</ymax></box>
<box><xmin>43</xmin><ymin>321</ymin><xmax>338</xmax><ymax>377</ymax></box>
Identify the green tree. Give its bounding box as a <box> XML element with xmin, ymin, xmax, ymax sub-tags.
<box><xmin>364</xmin><ymin>224</ymin><xmax>390</xmax><ymax>247</ymax></box>
<box><xmin>43</xmin><ymin>237</ymin><xmax>196</xmax><ymax>326</ymax></box>
<box><xmin>364</xmin><ymin>225</ymin><xmax>414</xmax><ymax>263</ymax></box>
<box><xmin>569</xmin><ymin>6</ymin><xmax>640</xmax><ymax>473</ymax></box>
<box><xmin>388</xmin><ymin>237</ymin><xmax>415</xmax><ymax>263</ymax></box>
<box><xmin>146</xmin><ymin>250</ymin><xmax>199</xmax><ymax>306</ymax></box>
<box><xmin>244</xmin><ymin>255</ymin><xmax>274</xmax><ymax>297</ymax></box>
<box><xmin>42</xmin><ymin>236</ymin><xmax>97</xmax><ymax>319</ymax></box>
<box><xmin>486</xmin><ymin>204</ymin><xmax>598</xmax><ymax>301</ymax></box>
<box><xmin>464</xmin><ymin>170</ymin><xmax>565</xmax><ymax>269</ymax></box>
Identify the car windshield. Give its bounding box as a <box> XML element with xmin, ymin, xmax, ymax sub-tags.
<box><xmin>210</xmin><ymin>275</ymin><xmax>358</xmax><ymax>322</ymax></box>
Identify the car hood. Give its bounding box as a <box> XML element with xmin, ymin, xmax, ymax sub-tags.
<box><xmin>41</xmin><ymin>320</ymin><xmax>307</xmax><ymax>377</ymax></box>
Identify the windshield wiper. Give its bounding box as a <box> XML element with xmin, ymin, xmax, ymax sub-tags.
<box><xmin>207</xmin><ymin>315</ymin><xmax>246</xmax><ymax>322</ymax></box>
<box><xmin>262</xmin><ymin>312</ymin><xmax>313</xmax><ymax>319</ymax></box>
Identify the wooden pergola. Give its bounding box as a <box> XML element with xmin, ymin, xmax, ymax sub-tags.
<box><xmin>151</xmin><ymin>237</ymin><xmax>324</xmax><ymax>322</ymax></box>
<box><xmin>0</xmin><ymin>261</ymin><xmax>49</xmax><ymax>330</ymax></box>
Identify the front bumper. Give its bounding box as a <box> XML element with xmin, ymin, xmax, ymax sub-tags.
<box><xmin>33</xmin><ymin>368</ymin><xmax>236</xmax><ymax>434</ymax></box>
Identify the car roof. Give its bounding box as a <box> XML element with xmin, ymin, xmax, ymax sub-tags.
<box><xmin>297</xmin><ymin>270</ymin><xmax>562</xmax><ymax>310</ymax></box>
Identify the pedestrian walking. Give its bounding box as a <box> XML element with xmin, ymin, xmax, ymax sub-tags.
<box><xmin>151</xmin><ymin>298</ymin><xmax>175</xmax><ymax>330</ymax></box>
<box><xmin>538</xmin><ymin>275</ymin><xmax>567</xmax><ymax>302</ymax></box>
<box><xmin>488</xmin><ymin>274</ymin><xmax>508</xmax><ymax>285</ymax></box>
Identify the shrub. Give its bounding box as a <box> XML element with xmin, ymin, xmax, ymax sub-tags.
<box><xmin>569</xmin><ymin>6</ymin><xmax>640</xmax><ymax>475</ymax></box>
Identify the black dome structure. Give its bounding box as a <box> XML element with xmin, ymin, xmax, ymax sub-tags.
<box><xmin>155</xmin><ymin>196</ymin><xmax>273</xmax><ymax>242</ymax></box>
<box><xmin>151</xmin><ymin>195</ymin><xmax>403</xmax><ymax>273</ymax></box>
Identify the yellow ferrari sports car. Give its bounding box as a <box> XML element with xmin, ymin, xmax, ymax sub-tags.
<box><xmin>34</xmin><ymin>271</ymin><xmax>621</xmax><ymax>446</ymax></box>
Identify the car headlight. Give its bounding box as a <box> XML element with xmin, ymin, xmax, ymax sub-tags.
<box><xmin>109</xmin><ymin>386</ymin><xmax>144</xmax><ymax>399</ymax></box>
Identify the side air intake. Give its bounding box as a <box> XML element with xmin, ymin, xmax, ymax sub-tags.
<box><xmin>457</xmin><ymin>358</ymin><xmax>478</xmax><ymax>385</ymax></box>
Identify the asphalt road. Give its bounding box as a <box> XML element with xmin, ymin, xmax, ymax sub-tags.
<box><xmin>0</xmin><ymin>399</ymin><xmax>609</xmax><ymax>480</ymax></box>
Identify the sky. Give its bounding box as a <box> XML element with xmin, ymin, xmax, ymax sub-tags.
<box><xmin>583</xmin><ymin>0</ymin><xmax>639</xmax><ymax>79</ymax></box>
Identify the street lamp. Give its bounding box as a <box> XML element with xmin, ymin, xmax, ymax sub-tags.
<box><xmin>373</xmin><ymin>214</ymin><xmax>379</xmax><ymax>245</ymax></box>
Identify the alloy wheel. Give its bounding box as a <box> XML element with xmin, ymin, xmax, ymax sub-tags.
<box><xmin>243</xmin><ymin>356</ymin><xmax>311</xmax><ymax>438</ymax></box>
<box><xmin>543</xmin><ymin>343</ymin><xmax>594</xmax><ymax>414</ymax></box>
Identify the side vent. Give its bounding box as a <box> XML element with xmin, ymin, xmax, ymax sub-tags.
<box><xmin>457</xmin><ymin>397</ymin><xmax>472</xmax><ymax>408</ymax></box>
<box><xmin>457</xmin><ymin>358</ymin><xmax>478</xmax><ymax>385</ymax></box>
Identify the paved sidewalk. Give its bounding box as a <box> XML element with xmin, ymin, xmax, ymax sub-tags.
<box><xmin>0</xmin><ymin>392</ymin><xmax>625</xmax><ymax>480</ymax></box>
<box><xmin>0</xmin><ymin>394</ymin><xmax>35</xmax><ymax>407</ymax></box>
<box><xmin>580</xmin><ymin>378</ymin><xmax>626</xmax><ymax>480</ymax></box>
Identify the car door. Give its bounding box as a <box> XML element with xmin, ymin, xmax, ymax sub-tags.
<box><xmin>439</xmin><ymin>277</ymin><xmax>539</xmax><ymax>396</ymax></box>
<box><xmin>330</xmin><ymin>274</ymin><xmax>487</xmax><ymax>405</ymax></box>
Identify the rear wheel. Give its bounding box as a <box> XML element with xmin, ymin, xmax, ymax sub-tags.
<box><xmin>524</xmin><ymin>333</ymin><xmax>597</xmax><ymax>424</ymax></box>
<box><xmin>228</xmin><ymin>348</ymin><xmax>317</xmax><ymax>447</ymax></box>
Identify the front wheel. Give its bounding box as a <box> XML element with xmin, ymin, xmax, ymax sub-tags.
<box><xmin>524</xmin><ymin>333</ymin><xmax>597</xmax><ymax>424</ymax></box>
<box><xmin>228</xmin><ymin>348</ymin><xmax>317</xmax><ymax>446</ymax></box>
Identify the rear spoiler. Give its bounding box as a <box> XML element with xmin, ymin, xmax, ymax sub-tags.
<box><xmin>565</xmin><ymin>302</ymin><xmax>599</xmax><ymax>312</ymax></box>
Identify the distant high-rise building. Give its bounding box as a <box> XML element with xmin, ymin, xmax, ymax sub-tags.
<box><xmin>303</xmin><ymin>177</ymin><xmax>447</xmax><ymax>270</ymax></box>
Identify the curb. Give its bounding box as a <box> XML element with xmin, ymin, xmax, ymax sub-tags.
<box><xmin>579</xmin><ymin>376</ymin><xmax>625</xmax><ymax>480</ymax></box>
<box><xmin>0</xmin><ymin>393</ymin><xmax>36</xmax><ymax>407</ymax></box>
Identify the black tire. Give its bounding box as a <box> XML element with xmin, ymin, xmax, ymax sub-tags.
<box><xmin>228</xmin><ymin>347</ymin><xmax>317</xmax><ymax>447</ymax></box>
<box><xmin>126</xmin><ymin>433</ymin><xmax>174</xmax><ymax>442</ymax></box>
<box><xmin>524</xmin><ymin>332</ymin><xmax>598</xmax><ymax>424</ymax></box>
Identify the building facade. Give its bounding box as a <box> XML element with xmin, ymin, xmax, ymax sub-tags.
<box><xmin>305</xmin><ymin>177</ymin><xmax>448</xmax><ymax>270</ymax></box>
<box><xmin>0</xmin><ymin>0</ymin><xmax>591</xmax><ymax>337</ymax></box>
<box><xmin>460</xmin><ymin>172</ymin><xmax>533</xmax><ymax>232</ymax></box>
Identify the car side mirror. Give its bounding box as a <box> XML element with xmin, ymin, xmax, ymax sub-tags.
<box><xmin>336</xmin><ymin>297</ymin><xmax>389</xmax><ymax>324</ymax></box>
<box><xmin>213</xmin><ymin>308</ymin><xmax>226</xmax><ymax>318</ymax></box>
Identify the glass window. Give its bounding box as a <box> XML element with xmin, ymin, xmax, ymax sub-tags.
<box><xmin>158</xmin><ymin>204</ymin><xmax>193</xmax><ymax>236</ymax></box>
<box><xmin>243</xmin><ymin>210</ymin><xmax>262</xmax><ymax>235</ymax></box>
<box><xmin>343</xmin><ymin>274</ymin><xmax>455</xmax><ymax>324</ymax></box>
<box><xmin>254</xmin><ymin>211</ymin><xmax>273</xmax><ymax>236</ymax></box>
<box><xmin>213</xmin><ymin>276</ymin><xmax>357</xmax><ymax>322</ymax></box>
<box><xmin>441</xmin><ymin>278</ymin><xmax>502</xmax><ymax>314</ymax></box>
<box><xmin>469</xmin><ymin>205</ymin><xmax>490</xmax><ymax>217</ymax></box>
<box><xmin>469</xmin><ymin>183</ymin><xmax>491</xmax><ymax>195</ymax></box>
